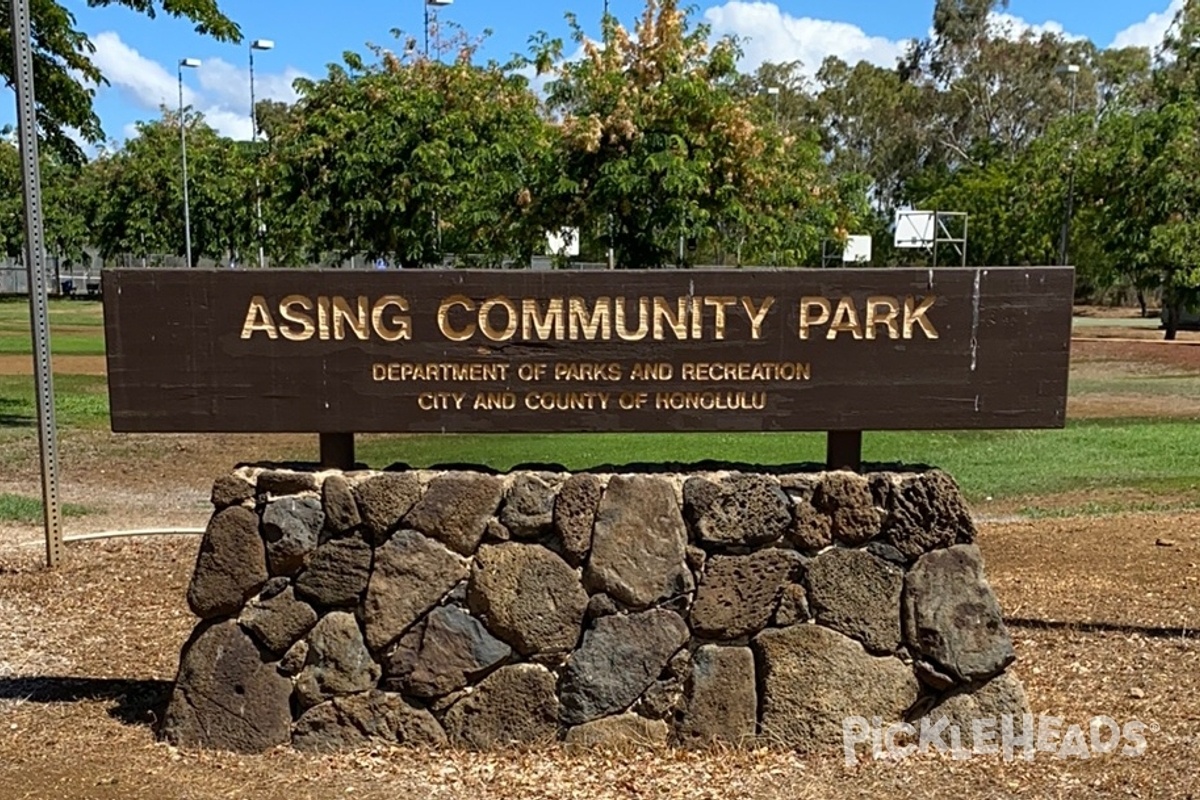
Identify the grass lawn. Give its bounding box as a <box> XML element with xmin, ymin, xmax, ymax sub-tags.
<box><xmin>351</xmin><ymin>420</ymin><xmax>1200</xmax><ymax>506</ymax></box>
<box><xmin>0</xmin><ymin>297</ymin><xmax>105</xmax><ymax>355</ymax></box>
<box><xmin>0</xmin><ymin>492</ymin><xmax>89</xmax><ymax>523</ymax></box>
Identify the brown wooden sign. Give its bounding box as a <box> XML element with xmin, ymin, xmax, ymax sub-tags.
<box><xmin>102</xmin><ymin>267</ymin><xmax>1073</xmax><ymax>434</ymax></box>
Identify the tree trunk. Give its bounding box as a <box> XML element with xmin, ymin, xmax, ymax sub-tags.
<box><xmin>1136</xmin><ymin>290</ymin><xmax>1147</xmax><ymax>318</ymax></box>
<box><xmin>1164</xmin><ymin>298</ymin><xmax>1180</xmax><ymax>342</ymax></box>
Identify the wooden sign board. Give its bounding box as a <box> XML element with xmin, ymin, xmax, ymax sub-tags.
<box><xmin>102</xmin><ymin>268</ymin><xmax>1073</xmax><ymax>434</ymax></box>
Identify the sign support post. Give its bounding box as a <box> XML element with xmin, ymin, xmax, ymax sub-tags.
<box><xmin>320</xmin><ymin>433</ymin><xmax>355</xmax><ymax>470</ymax></box>
<box><xmin>10</xmin><ymin>0</ymin><xmax>64</xmax><ymax>568</ymax></box>
<box><xmin>826</xmin><ymin>431</ymin><xmax>863</xmax><ymax>472</ymax></box>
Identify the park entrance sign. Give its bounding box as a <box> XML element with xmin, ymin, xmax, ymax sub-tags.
<box><xmin>103</xmin><ymin>267</ymin><xmax>1073</xmax><ymax>458</ymax></box>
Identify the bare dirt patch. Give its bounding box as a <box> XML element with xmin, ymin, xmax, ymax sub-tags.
<box><xmin>0</xmin><ymin>355</ymin><xmax>107</xmax><ymax>375</ymax></box>
<box><xmin>0</xmin><ymin>512</ymin><xmax>1198</xmax><ymax>798</ymax></box>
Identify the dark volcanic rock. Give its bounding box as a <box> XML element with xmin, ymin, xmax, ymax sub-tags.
<box><xmin>884</xmin><ymin>470</ymin><xmax>976</xmax><ymax>561</ymax></box>
<box><xmin>690</xmin><ymin>549</ymin><xmax>805</xmax><ymax>639</ymax></box>
<box><xmin>916</xmin><ymin>672</ymin><xmax>1032</xmax><ymax>748</ymax></box>
<box><xmin>294</xmin><ymin>612</ymin><xmax>381</xmax><ymax>709</ymax></box>
<box><xmin>499</xmin><ymin>473</ymin><xmax>558</xmax><ymax>539</ymax></box>
<box><xmin>404</xmin><ymin>472</ymin><xmax>504</xmax><ymax>555</ymax></box>
<box><xmin>677</xmin><ymin>645</ymin><xmax>757</xmax><ymax>747</ymax></box>
<box><xmin>162</xmin><ymin>620</ymin><xmax>292</xmax><ymax>753</ymax></box>
<box><xmin>353</xmin><ymin>472</ymin><xmax>422</xmax><ymax>544</ymax></box>
<box><xmin>261</xmin><ymin>495</ymin><xmax>325</xmax><ymax>577</ymax></box>
<box><xmin>211</xmin><ymin>474</ymin><xmax>255</xmax><ymax>509</ymax></box>
<box><xmin>753</xmin><ymin>624</ymin><xmax>918</xmax><ymax>750</ymax></box>
<box><xmin>584</xmin><ymin>476</ymin><xmax>692</xmax><ymax>609</ymax></box>
<box><xmin>813</xmin><ymin>472</ymin><xmax>881</xmax><ymax>546</ymax></box>
<box><xmin>560</xmin><ymin>609</ymin><xmax>689</xmax><ymax>725</ymax></box>
<box><xmin>806</xmin><ymin>547</ymin><xmax>904</xmax><ymax>654</ymax></box>
<box><xmin>294</xmin><ymin>534</ymin><xmax>372</xmax><ymax>608</ymax></box>
<box><xmin>293</xmin><ymin>691</ymin><xmax>447</xmax><ymax>751</ymax></box>
<box><xmin>382</xmin><ymin>605</ymin><xmax>511</xmax><ymax>698</ymax></box>
<box><xmin>553</xmin><ymin>474</ymin><xmax>603</xmax><ymax>566</ymax></box>
<box><xmin>903</xmin><ymin>544</ymin><xmax>1014</xmax><ymax>684</ymax></box>
<box><xmin>683</xmin><ymin>474</ymin><xmax>791</xmax><ymax>547</ymax></box>
<box><xmin>321</xmin><ymin>474</ymin><xmax>362</xmax><ymax>535</ymax></box>
<box><xmin>187</xmin><ymin>506</ymin><xmax>268</xmax><ymax>620</ymax></box>
<box><xmin>239</xmin><ymin>585</ymin><xmax>318</xmax><ymax>657</ymax></box>
<box><xmin>442</xmin><ymin>664</ymin><xmax>559</xmax><ymax>749</ymax></box>
<box><xmin>363</xmin><ymin>530</ymin><xmax>468</xmax><ymax>652</ymax></box>
<box><xmin>468</xmin><ymin>543</ymin><xmax>587</xmax><ymax>656</ymax></box>
<box><xmin>257</xmin><ymin>469</ymin><xmax>319</xmax><ymax>497</ymax></box>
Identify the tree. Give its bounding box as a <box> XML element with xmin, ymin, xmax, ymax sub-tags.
<box><xmin>0</xmin><ymin>141</ymin><xmax>88</xmax><ymax>263</ymax></box>
<box><xmin>266</xmin><ymin>38</ymin><xmax>553</xmax><ymax>267</ymax></box>
<box><xmin>86</xmin><ymin>110</ymin><xmax>254</xmax><ymax>266</ymax></box>
<box><xmin>0</xmin><ymin>1</ymin><xmax>239</xmax><ymax>163</ymax></box>
<box><xmin>534</xmin><ymin>0</ymin><xmax>852</xmax><ymax>268</ymax></box>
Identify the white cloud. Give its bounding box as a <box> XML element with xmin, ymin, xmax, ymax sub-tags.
<box><xmin>90</xmin><ymin>31</ymin><xmax>199</xmax><ymax>110</ymax></box>
<box><xmin>90</xmin><ymin>31</ymin><xmax>307</xmax><ymax>141</ymax></box>
<box><xmin>703</xmin><ymin>1</ymin><xmax>909</xmax><ymax>74</ymax></box>
<box><xmin>986</xmin><ymin>12</ymin><xmax>1083</xmax><ymax>42</ymax></box>
<box><xmin>1111</xmin><ymin>0</ymin><xmax>1182</xmax><ymax>50</ymax></box>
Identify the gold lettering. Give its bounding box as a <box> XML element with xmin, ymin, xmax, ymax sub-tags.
<box><xmin>278</xmin><ymin>294</ymin><xmax>315</xmax><ymax>341</ymax></box>
<box><xmin>704</xmin><ymin>296</ymin><xmax>736</xmax><ymax>340</ymax></box>
<box><xmin>568</xmin><ymin>296</ymin><xmax>612</xmax><ymax>340</ymax></box>
<box><xmin>241</xmin><ymin>296</ymin><xmax>278</xmax><ymax>339</ymax></box>
<box><xmin>741</xmin><ymin>296</ymin><xmax>775</xmax><ymax>340</ymax></box>
<box><xmin>904</xmin><ymin>295</ymin><xmax>939</xmax><ymax>339</ymax></box>
<box><xmin>615</xmin><ymin>296</ymin><xmax>649</xmax><ymax>341</ymax></box>
<box><xmin>521</xmin><ymin>298</ymin><xmax>565</xmax><ymax>340</ymax></box>
<box><xmin>652</xmin><ymin>296</ymin><xmax>687</xmax><ymax>340</ymax></box>
<box><xmin>438</xmin><ymin>295</ymin><xmax>475</xmax><ymax>341</ymax></box>
<box><xmin>827</xmin><ymin>297</ymin><xmax>864</xmax><ymax>340</ymax></box>
<box><xmin>865</xmin><ymin>296</ymin><xmax>900</xmax><ymax>340</ymax></box>
<box><xmin>372</xmin><ymin>295</ymin><xmax>411</xmax><ymax>342</ymax></box>
<box><xmin>799</xmin><ymin>297</ymin><xmax>832</xmax><ymax>340</ymax></box>
<box><xmin>316</xmin><ymin>297</ymin><xmax>332</xmax><ymax>340</ymax></box>
<box><xmin>332</xmin><ymin>296</ymin><xmax>370</xmax><ymax>340</ymax></box>
<box><xmin>690</xmin><ymin>296</ymin><xmax>703</xmax><ymax>339</ymax></box>
<box><xmin>480</xmin><ymin>297</ymin><xmax>518</xmax><ymax>341</ymax></box>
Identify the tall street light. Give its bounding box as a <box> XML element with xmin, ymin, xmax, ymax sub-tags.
<box><xmin>1057</xmin><ymin>63</ymin><xmax>1080</xmax><ymax>267</ymax></box>
<box><xmin>178</xmin><ymin>57</ymin><xmax>201</xmax><ymax>269</ymax></box>
<box><xmin>250</xmin><ymin>38</ymin><xmax>274</xmax><ymax>269</ymax></box>
<box><xmin>425</xmin><ymin>0</ymin><xmax>452</xmax><ymax>58</ymax></box>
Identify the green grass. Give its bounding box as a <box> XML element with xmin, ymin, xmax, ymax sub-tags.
<box><xmin>0</xmin><ymin>492</ymin><xmax>89</xmax><ymax>523</ymax></box>
<box><xmin>0</xmin><ymin>374</ymin><xmax>110</xmax><ymax>430</ymax></box>
<box><xmin>0</xmin><ymin>297</ymin><xmax>105</xmax><ymax>355</ymax></box>
<box><xmin>353</xmin><ymin>418</ymin><xmax>1200</xmax><ymax>504</ymax></box>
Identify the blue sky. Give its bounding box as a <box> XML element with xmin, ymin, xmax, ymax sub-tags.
<box><xmin>0</xmin><ymin>0</ymin><xmax>1185</xmax><ymax>147</ymax></box>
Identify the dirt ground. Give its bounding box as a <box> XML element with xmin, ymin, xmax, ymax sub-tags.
<box><xmin>1</xmin><ymin>338</ymin><xmax>1199</xmax><ymax>798</ymax></box>
<box><xmin>0</xmin><ymin>513</ymin><xmax>1198</xmax><ymax>799</ymax></box>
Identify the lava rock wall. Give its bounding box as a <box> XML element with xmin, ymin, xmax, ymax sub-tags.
<box><xmin>161</xmin><ymin>467</ymin><xmax>1028</xmax><ymax>753</ymax></box>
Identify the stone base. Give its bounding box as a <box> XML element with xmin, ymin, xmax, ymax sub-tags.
<box><xmin>161</xmin><ymin>466</ymin><xmax>1028</xmax><ymax>753</ymax></box>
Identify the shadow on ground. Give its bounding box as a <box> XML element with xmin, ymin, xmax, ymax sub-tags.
<box><xmin>0</xmin><ymin>676</ymin><xmax>171</xmax><ymax>727</ymax></box>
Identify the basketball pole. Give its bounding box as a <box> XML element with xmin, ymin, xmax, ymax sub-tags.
<box><xmin>10</xmin><ymin>0</ymin><xmax>64</xmax><ymax>569</ymax></box>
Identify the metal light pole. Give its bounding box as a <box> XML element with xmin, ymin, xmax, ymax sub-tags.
<box><xmin>1057</xmin><ymin>63</ymin><xmax>1080</xmax><ymax>267</ymax></box>
<box><xmin>250</xmin><ymin>39</ymin><xmax>274</xmax><ymax>269</ymax></box>
<box><xmin>178</xmin><ymin>57</ymin><xmax>201</xmax><ymax>268</ymax></box>
<box><xmin>766</xmin><ymin>85</ymin><xmax>781</xmax><ymax>124</ymax></box>
<box><xmin>425</xmin><ymin>0</ymin><xmax>453</xmax><ymax>58</ymax></box>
